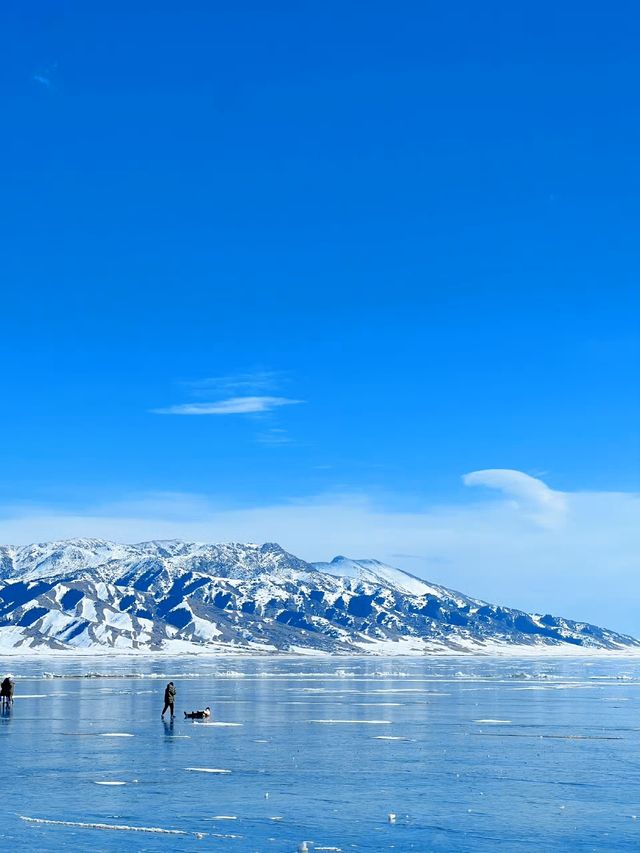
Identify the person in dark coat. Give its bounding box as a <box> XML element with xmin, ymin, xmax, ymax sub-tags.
<box><xmin>161</xmin><ymin>681</ymin><xmax>176</xmax><ymax>719</ymax></box>
<box><xmin>1</xmin><ymin>676</ymin><xmax>14</xmax><ymax>707</ymax></box>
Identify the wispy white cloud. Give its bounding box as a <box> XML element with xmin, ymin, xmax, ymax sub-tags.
<box><xmin>0</xmin><ymin>472</ymin><xmax>638</xmax><ymax>633</ymax></box>
<box><xmin>153</xmin><ymin>396</ymin><xmax>303</xmax><ymax>415</ymax></box>
<box><xmin>185</xmin><ymin>371</ymin><xmax>287</xmax><ymax>397</ymax></box>
<box><xmin>32</xmin><ymin>62</ymin><xmax>58</xmax><ymax>89</ymax></box>
<box><xmin>255</xmin><ymin>428</ymin><xmax>292</xmax><ymax>445</ymax></box>
<box><xmin>463</xmin><ymin>468</ymin><xmax>567</xmax><ymax>527</ymax></box>
<box><xmin>155</xmin><ymin>370</ymin><xmax>303</xmax><ymax>425</ymax></box>
<box><xmin>33</xmin><ymin>73</ymin><xmax>52</xmax><ymax>88</ymax></box>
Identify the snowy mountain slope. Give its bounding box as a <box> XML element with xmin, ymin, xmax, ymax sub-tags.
<box><xmin>0</xmin><ymin>540</ymin><xmax>313</xmax><ymax>586</ymax></box>
<box><xmin>315</xmin><ymin>556</ymin><xmax>472</xmax><ymax>602</ymax></box>
<box><xmin>0</xmin><ymin>539</ymin><xmax>637</xmax><ymax>654</ymax></box>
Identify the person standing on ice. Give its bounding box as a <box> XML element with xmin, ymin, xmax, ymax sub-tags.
<box><xmin>161</xmin><ymin>681</ymin><xmax>176</xmax><ymax>719</ymax></box>
<box><xmin>1</xmin><ymin>675</ymin><xmax>14</xmax><ymax>707</ymax></box>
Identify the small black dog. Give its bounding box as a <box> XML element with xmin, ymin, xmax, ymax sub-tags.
<box><xmin>184</xmin><ymin>707</ymin><xmax>211</xmax><ymax>720</ymax></box>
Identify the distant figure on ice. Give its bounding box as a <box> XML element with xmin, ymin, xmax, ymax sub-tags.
<box><xmin>1</xmin><ymin>676</ymin><xmax>14</xmax><ymax>707</ymax></box>
<box><xmin>184</xmin><ymin>706</ymin><xmax>211</xmax><ymax>720</ymax></box>
<box><xmin>161</xmin><ymin>681</ymin><xmax>176</xmax><ymax>719</ymax></box>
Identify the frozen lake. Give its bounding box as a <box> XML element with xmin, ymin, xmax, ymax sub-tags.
<box><xmin>1</xmin><ymin>655</ymin><xmax>639</xmax><ymax>852</ymax></box>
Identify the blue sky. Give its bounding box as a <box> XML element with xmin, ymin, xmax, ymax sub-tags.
<box><xmin>1</xmin><ymin>2</ymin><xmax>639</xmax><ymax>629</ymax></box>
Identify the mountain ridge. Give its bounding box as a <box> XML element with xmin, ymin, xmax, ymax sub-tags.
<box><xmin>0</xmin><ymin>539</ymin><xmax>637</xmax><ymax>655</ymax></box>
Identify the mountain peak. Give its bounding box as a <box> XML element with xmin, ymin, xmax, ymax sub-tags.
<box><xmin>0</xmin><ymin>539</ymin><xmax>637</xmax><ymax>655</ymax></box>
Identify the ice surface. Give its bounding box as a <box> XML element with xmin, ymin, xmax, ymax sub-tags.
<box><xmin>307</xmin><ymin>719</ymin><xmax>392</xmax><ymax>724</ymax></box>
<box><xmin>474</xmin><ymin>719</ymin><xmax>512</xmax><ymax>724</ymax></box>
<box><xmin>185</xmin><ymin>767</ymin><xmax>232</xmax><ymax>774</ymax></box>
<box><xmin>3</xmin><ymin>655</ymin><xmax>640</xmax><ymax>852</ymax></box>
<box><xmin>20</xmin><ymin>816</ymin><xmax>199</xmax><ymax>835</ymax></box>
<box><xmin>372</xmin><ymin>735</ymin><xmax>409</xmax><ymax>740</ymax></box>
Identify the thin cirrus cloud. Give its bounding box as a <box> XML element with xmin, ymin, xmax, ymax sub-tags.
<box><xmin>152</xmin><ymin>396</ymin><xmax>303</xmax><ymax>415</ymax></box>
<box><xmin>256</xmin><ymin>428</ymin><xmax>293</xmax><ymax>445</ymax></box>
<box><xmin>185</xmin><ymin>370</ymin><xmax>286</xmax><ymax>396</ymax></box>
<box><xmin>33</xmin><ymin>73</ymin><xmax>52</xmax><ymax>88</ymax></box>
<box><xmin>32</xmin><ymin>62</ymin><xmax>58</xmax><ymax>89</ymax></box>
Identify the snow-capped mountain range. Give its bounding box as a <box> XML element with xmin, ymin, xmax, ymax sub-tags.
<box><xmin>0</xmin><ymin>539</ymin><xmax>636</xmax><ymax>655</ymax></box>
